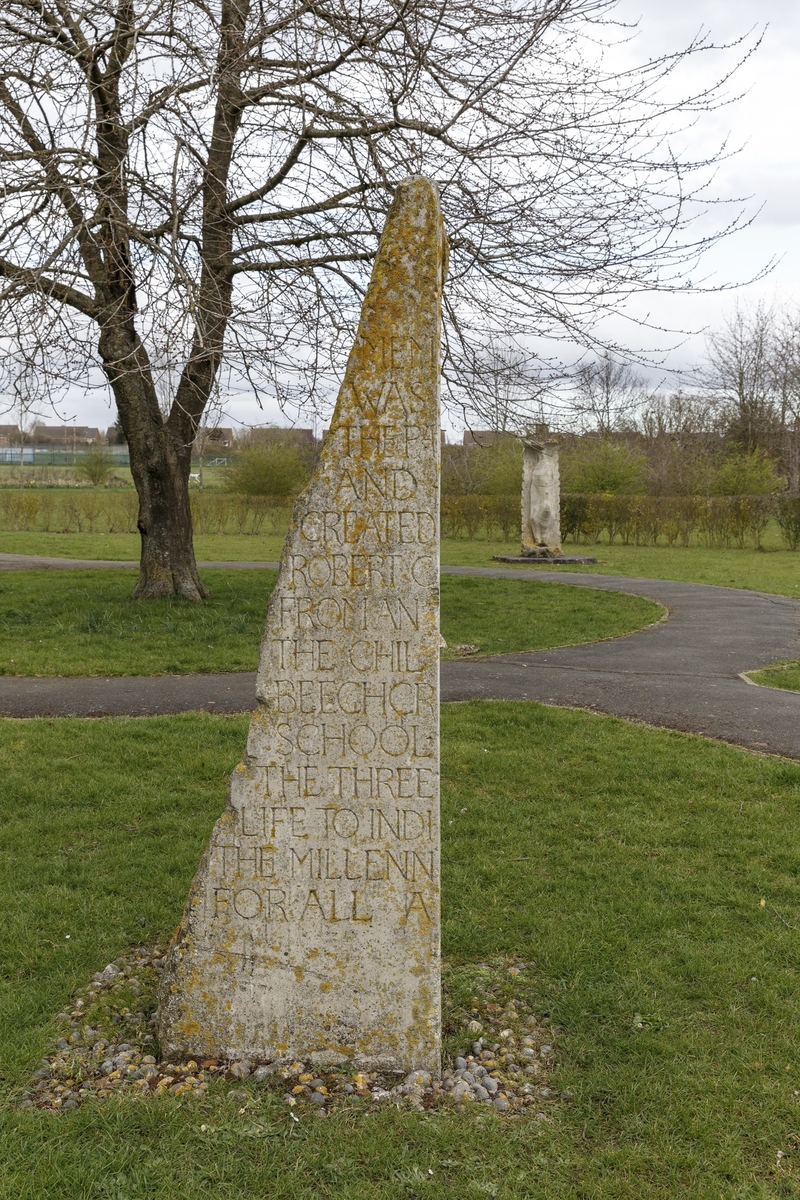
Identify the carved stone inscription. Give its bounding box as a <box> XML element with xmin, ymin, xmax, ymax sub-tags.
<box><xmin>158</xmin><ymin>177</ymin><xmax>447</xmax><ymax>1072</ymax></box>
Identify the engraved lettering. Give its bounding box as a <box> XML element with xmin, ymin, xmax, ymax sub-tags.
<box><xmin>404</xmin><ymin>891</ymin><xmax>432</xmax><ymax>921</ymax></box>
<box><xmin>233</xmin><ymin>888</ymin><xmax>262</xmax><ymax>919</ymax></box>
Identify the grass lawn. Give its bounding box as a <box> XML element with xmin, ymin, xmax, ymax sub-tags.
<box><xmin>444</xmin><ymin>538</ymin><xmax>800</xmax><ymax>599</ymax></box>
<box><xmin>2</xmin><ymin>704</ymin><xmax>800</xmax><ymax>1197</ymax></box>
<box><xmin>0</xmin><ymin>570</ymin><xmax>660</xmax><ymax>676</ymax></box>
<box><xmin>748</xmin><ymin>661</ymin><xmax>800</xmax><ymax>694</ymax></box>
<box><xmin>2</xmin><ymin>528</ymin><xmax>799</xmax><ymax>598</ymax></box>
<box><xmin>0</xmin><ymin>467</ymin><xmax>232</xmax><ymax>490</ymax></box>
<box><xmin>0</xmin><ymin>529</ymin><xmax>289</xmax><ymax>563</ymax></box>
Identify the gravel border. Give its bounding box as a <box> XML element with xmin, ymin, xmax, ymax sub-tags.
<box><xmin>20</xmin><ymin>948</ymin><xmax>566</xmax><ymax>1121</ymax></box>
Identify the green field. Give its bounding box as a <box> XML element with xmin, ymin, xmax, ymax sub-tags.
<box><xmin>444</xmin><ymin>538</ymin><xmax>800</xmax><ymax>599</ymax></box>
<box><xmin>0</xmin><ymin>465</ymin><xmax>231</xmax><ymax>490</ymax></box>
<box><xmin>1</xmin><ymin>528</ymin><xmax>798</xmax><ymax>597</ymax></box>
<box><xmin>2</xmin><ymin>704</ymin><xmax>800</xmax><ymax>1197</ymax></box>
<box><xmin>748</xmin><ymin>661</ymin><xmax>800</xmax><ymax>694</ymax></box>
<box><xmin>0</xmin><ymin>569</ymin><xmax>660</xmax><ymax>676</ymax></box>
<box><xmin>0</xmin><ymin>529</ymin><xmax>288</xmax><ymax>563</ymax></box>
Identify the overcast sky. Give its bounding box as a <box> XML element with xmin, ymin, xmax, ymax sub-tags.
<box><xmin>596</xmin><ymin>0</ymin><xmax>800</xmax><ymax>375</ymax></box>
<box><xmin>58</xmin><ymin>0</ymin><xmax>800</xmax><ymax>435</ymax></box>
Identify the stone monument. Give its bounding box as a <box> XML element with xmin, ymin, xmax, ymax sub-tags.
<box><xmin>158</xmin><ymin>177</ymin><xmax>446</xmax><ymax>1073</ymax></box>
<box><xmin>521</xmin><ymin>424</ymin><xmax>561</xmax><ymax>558</ymax></box>
<box><xmin>493</xmin><ymin>424</ymin><xmax>597</xmax><ymax>564</ymax></box>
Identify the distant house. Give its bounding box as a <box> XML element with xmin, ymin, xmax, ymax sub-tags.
<box><xmin>292</xmin><ymin>428</ymin><xmax>314</xmax><ymax>445</ymax></box>
<box><xmin>32</xmin><ymin>425</ymin><xmax>105</xmax><ymax>446</ymax></box>
<box><xmin>462</xmin><ymin>430</ymin><xmax>501</xmax><ymax>447</ymax></box>
<box><xmin>0</xmin><ymin>424</ymin><xmax>20</xmax><ymax>446</ymax></box>
<box><xmin>192</xmin><ymin>427</ymin><xmax>238</xmax><ymax>453</ymax></box>
<box><xmin>255</xmin><ymin>427</ymin><xmax>315</xmax><ymax>446</ymax></box>
<box><xmin>232</xmin><ymin>426</ymin><xmax>317</xmax><ymax>452</ymax></box>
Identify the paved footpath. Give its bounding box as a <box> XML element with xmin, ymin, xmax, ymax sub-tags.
<box><xmin>0</xmin><ymin>553</ymin><xmax>275</xmax><ymax>570</ymax></box>
<box><xmin>1</xmin><ymin>556</ymin><xmax>799</xmax><ymax>759</ymax></box>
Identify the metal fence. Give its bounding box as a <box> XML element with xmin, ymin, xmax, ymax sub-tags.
<box><xmin>0</xmin><ymin>446</ymin><xmax>131</xmax><ymax>465</ymax></box>
<box><xmin>0</xmin><ymin>448</ymin><xmax>229</xmax><ymax>467</ymax></box>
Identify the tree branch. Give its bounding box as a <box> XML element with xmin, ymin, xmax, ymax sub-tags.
<box><xmin>229</xmin><ymin>249</ymin><xmax>373</xmax><ymax>276</ymax></box>
<box><xmin>0</xmin><ymin>254</ymin><xmax>97</xmax><ymax>315</ymax></box>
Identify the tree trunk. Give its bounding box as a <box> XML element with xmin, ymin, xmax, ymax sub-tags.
<box><xmin>787</xmin><ymin>418</ymin><xmax>800</xmax><ymax>494</ymax></box>
<box><xmin>131</xmin><ymin>431</ymin><xmax>209</xmax><ymax>601</ymax></box>
<box><xmin>99</xmin><ymin>323</ymin><xmax>209</xmax><ymax>601</ymax></box>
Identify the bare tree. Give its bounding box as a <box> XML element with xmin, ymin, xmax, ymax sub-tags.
<box><xmin>770</xmin><ymin>309</ymin><xmax>800</xmax><ymax>492</ymax></box>
<box><xmin>0</xmin><ymin>0</ymin><xmax>759</xmax><ymax>597</ymax></box>
<box><xmin>636</xmin><ymin>389</ymin><xmax>722</xmax><ymax>494</ymax></box>
<box><xmin>704</xmin><ymin>301</ymin><xmax>800</xmax><ymax>489</ymax></box>
<box><xmin>638</xmin><ymin>390</ymin><xmax>715</xmax><ymax>442</ymax></box>
<box><xmin>570</xmin><ymin>354</ymin><xmax>649</xmax><ymax>435</ymax></box>
<box><xmin>705</xmin><ymin>302</ymin><xmax>776</xmax><ymax>453</ymax></box>
<box><xmin>457</xmin><ymin>341</ymin><xmax>551</xmax><ymax>433</ymax></box>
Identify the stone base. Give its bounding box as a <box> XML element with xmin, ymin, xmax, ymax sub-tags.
<box><xmin>492</xmin><ymin>554</ymin><xmax>599</xmax><ymax>565</ymax></box>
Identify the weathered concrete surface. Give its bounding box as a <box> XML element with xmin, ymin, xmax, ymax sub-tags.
<box><xmin>0</xmin><ymin>554</ymin><xmax>140</xmax><ymax>570</ymax></box>
<box><xmin>0</xmin><ymin>554</ymin><xmax>278</xmax><ymax>570</ymax></box>
<box><xmin>521</xmin><ymin>426</ymin><xmax>561</xmax><ymax>555</ymax></box>
<box><xmin>158</xmin><ymin>177</ymin><xmax>447</xmax><ymax>1071</ymax></box>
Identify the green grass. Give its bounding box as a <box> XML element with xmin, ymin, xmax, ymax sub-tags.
<box><xmin>0</xmin><ymin>466</ymin><xmax>232</xmax><ymax>490</ymax></box>
<box><xmin>2</xmin><ymin>528</ymin><xmax>799</xmax><ymax>598</ymax></box>
<box><xmin>0</xmin><ymin>570</ymin><xmax>660</xmax><ymax>676</ymax></box>
<box><xmin>0</xmin><ymin>529</ymin><xmax>288</xmax><ymax>563</ymax></box>
<box><xmin>439</xmin><ymin>575</ymin><xmax>659</xmax><ymax>658</ymax></box>
<box><xmin>443</xmin><ymin>537</ymin><xmax>800</xmax><ymax>599</ymax></box>
<box><xmin>2</xmin><ymin>704</ymin><xmax>800</xmax><ymax>1197</ymax></box>
<box><xmin>748</xmin><ymin>661</ymin><xmax>800</xmax><ymax>694</ymax></box>
<box><xmin>0</xmin><ymin>569</ymin><xmax>275</xmax><ymax>676</ymax></box>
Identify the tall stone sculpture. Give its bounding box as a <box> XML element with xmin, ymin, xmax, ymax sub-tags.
<box><xmin>521</xmin><ymin>424</ymin><xmax>561</xmax><ymax>557</ymax></box>
<box><xmin>158</xmin><ymin>177</ymin><xmax>446</xmax><ymax>1073</ymax></box>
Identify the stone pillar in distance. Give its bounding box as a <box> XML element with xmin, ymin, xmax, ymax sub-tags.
<box><xmin>521</xmin><ymin>424</ymin><xmax>562</xmax><ymax>557</ymax></box>
<box><xmin>158</xmin><ymin>177</ymin><xmax>447</xmax><ymax>1073</ymax></box>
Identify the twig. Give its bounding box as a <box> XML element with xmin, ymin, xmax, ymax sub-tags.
<box><xmin>772</xmin><ymin>906</ymin><xmax>799</xmax><ymax>931</ymax></box>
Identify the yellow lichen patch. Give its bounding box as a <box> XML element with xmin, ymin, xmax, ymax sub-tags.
<box><xmin>175</xmin><ymin>1019</ymin><xmax>202</xmax><ymax>1039</ymax></box>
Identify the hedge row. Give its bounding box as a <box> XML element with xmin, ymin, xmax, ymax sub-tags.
<box><xmin>442</xmin><ymin>492</ymin><xmax>800</xmax><ymax>550</ymax></box>
<box><xmin>441</xmin><ymin>494</ymin><xmax>519</xmax><ymax>541</ymax></box>
<box><xmin>560</xmin><ymin>493</ymin><xmax>800</xmax><ymax>551</ymax></box>
<box><xmin>2</xmin><ymin>487</ymin><xmax>799</xmax><ymax>551</ymax></box>
<box><xmin>0</xmin><ymin>489</ymin><xmax>521</xmax><ymax>541</ymax></box>
<box><xmin>0</xmin><ymin>490</ymin><xmax>293</xmax><ymax>536</ymax></box>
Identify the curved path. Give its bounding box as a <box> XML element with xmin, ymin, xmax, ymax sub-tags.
<box><xmin>444</xmin><ymin>568</ymin><xmax>800</xmax><ymax>759</ymax></box>
<box><xmin>1</xmin><ymin>557</ymin><xmax>800</xmax><ymax>759</ymax></box>
<box><xmin>0</xmin><ymin>552</ymin><xmax>275</xmax><ymax>570</ymax></box>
